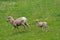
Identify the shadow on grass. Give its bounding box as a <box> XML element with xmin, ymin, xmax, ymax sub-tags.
<box><xmin>9</xmin><ymin>30</ymin><xmax>30</xmax><ymax>36</ymax></box>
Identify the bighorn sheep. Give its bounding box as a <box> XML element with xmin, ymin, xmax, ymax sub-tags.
<box><xmin>35</xmin><ymin>19</ymin><xmax>48</xmax><ymax>32</ymax></box>
<box><xmin>7</xmin><ymin>16</ymin><xmax>29</xmax><ymax>31</ymax></box>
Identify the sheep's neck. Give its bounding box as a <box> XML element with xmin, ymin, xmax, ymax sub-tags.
<box><xmin>10</xmin><ymin>19</ymin><xmax>14</xmax><ymax>24</ymax></box>
<box><xmin>36</xmin><ymin>21</ymin><xmax>40</xmax><ymax>23</ymax></box>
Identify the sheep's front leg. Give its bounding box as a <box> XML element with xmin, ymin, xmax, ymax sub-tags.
<box><xmin>42</xmin><ymin>27</ymin><xmax>44</xmax><ymax>31</ymax></box>
<box><xmin>13</xmin><ymin>24</ymin><xmax>20</xmax><ymax>32</ymax></box>
<box><xmin>16</xmin><ymin>26</ymin><xmax>20</xmax><ymax>32</ymax></box>
<box><xmin>13</xmin><ymin>26</ymin><xmax>17</xmax><ymax>32</ymax></box>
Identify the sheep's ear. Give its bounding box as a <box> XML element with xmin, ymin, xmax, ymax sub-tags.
<box><xmin>9</xmin><ymin>15</ymin><xmax>11</xmax><ymax>16</ymax></box>
<box><xmin>8</xmin><ymin>14</ymin><xmax>12</xmax><ymax>16</ymax></box>
<box><xmin>36</xmin><ymin>19</ymin><xmax>39</xmax><ymax>21</ymax></box>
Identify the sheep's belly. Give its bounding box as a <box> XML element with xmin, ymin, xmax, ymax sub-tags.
<box><xmin>16</xmin><ymin>23</ymin><xmax>21</xmax><ymax>26</ymax></box>
<box><xmin>38</xmin><ymin>23</ymin><xmax>44</xmax><ymax>27</ymax></box>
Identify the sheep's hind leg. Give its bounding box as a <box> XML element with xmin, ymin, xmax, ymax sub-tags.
<box><xmin>45</xmin><ymin>25</ymin><xmax>48</xmax><ymax>32</ymax></box>
<box><xmin>25</xmin><ymin>22</ymin><xmax>30</xmax><ymax>30</ymax></box>
<box><xmin>22</xmin><ymin>23</ymin><xmax>26</xmax><ymax>31</ymax></box>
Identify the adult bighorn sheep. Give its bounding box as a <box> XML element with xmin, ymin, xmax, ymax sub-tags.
<box><xmin>7</xmin><ymin>16</ymin><xmax>29</xmax><ymax>31</ymax></box>
<box><xmin>35</xmin><ymin>19</ymin><xmax>48</xmax><ymax>32</ymax></box>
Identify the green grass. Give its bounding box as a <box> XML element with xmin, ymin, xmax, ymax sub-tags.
<box><xmin>0</xmin><ymin>0</ymin><xmax>60</xmax><ymax>40</ymax></box>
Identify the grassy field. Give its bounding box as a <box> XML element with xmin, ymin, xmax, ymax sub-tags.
<box><xmin>0</xmin><ymin>0</ymin><xmax>60</xmax><ymax>40</ymax></box>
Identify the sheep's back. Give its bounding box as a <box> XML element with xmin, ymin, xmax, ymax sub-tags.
<box><xmin>14</xmin><ymin>17</ymin><xmax>27</xmax><ymax>24</ymax></box>
<box><xmin>37</xmin><ymin>22</ymin><xmax>47</xmax><ymax>27</ymax></box>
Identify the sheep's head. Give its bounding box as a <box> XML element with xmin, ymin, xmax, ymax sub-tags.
<box><xmin>35</xmin><ymin>19</ymin><xmax>40</xmax><ymax>23</ymax></box>
<box><xmin>7</xmin><ymin>16</ymin><xmax>14</xmax><ymax>23</ymax></box>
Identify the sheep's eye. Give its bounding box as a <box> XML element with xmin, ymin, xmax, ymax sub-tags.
<box><xmin>8</xmin><ymin>19</ymin><xmax>10</xmax><ymax>21</ymax></box>
<box><xmin>8</xmin><ymin>17</ymin><xmax>10</xmax><ymax>19</ymax></box>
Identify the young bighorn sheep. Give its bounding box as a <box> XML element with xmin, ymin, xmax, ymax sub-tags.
<box><xmin>35</xmin><ymin>19</ymin><xmax>48</xmax><ymax>32</ymax></box>
<box><xmin>7</xmin><ymin>16</ymin><xmax>29</xmax><ymax>31</ymax></box>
